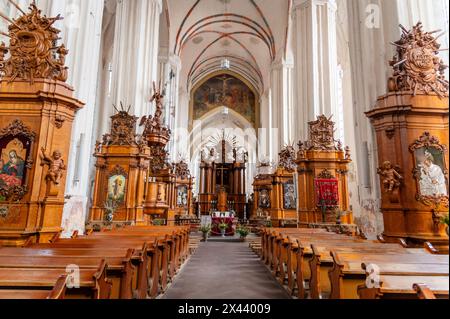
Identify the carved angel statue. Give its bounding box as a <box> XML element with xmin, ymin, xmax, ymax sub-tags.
<box><xmin>41</xmin><ymin>147</ymin><xmax>66</xmax><ymax>185</ymax></box>
<box><xmin>377</xmin><ymin>161</ymin><xmax>403</xmax><ymax>193</ymax></box>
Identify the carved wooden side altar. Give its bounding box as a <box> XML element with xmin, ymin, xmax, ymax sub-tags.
<box><xmin>366</xmin><ymin>23</ymin><xmax>449</xmax><ymax>246</ymax></box>
<box><xmin>251</xmin><ymin>147</ymin><xmax>298</xmax><ymax>227</ymax></box>
<box><xmin>296</xmin><ymin>116</ymin><xmax>353</xmax><ymax>226</ymax></box>
<box><xmin>0</xmin><ymin>5</ymin><xmax>83</xmax><ymax>246</ymax></box>
<box><xmin>174</xmin><ymin>160</ymin><xmax>194</xmax><ymax>217</ymax></box>
<box><xmin>88</xmin><ymin>107</ymin><xmax>150</xmax><ymax>228</ymax></box>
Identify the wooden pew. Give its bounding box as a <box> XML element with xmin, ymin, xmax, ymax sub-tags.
<box><xmin>0</xmin><ymin>249</ymin><xmax>135</xmax><ymax>299</ymax></box>
<box><xmin>28</xmin><ymin>239</ymin><xmax>162</xmax><ymax>298</ymax></box>
<box><xmin>358</xmin><ymin>274</ymin><xmax>449</xmax><ymax>299</ymax></box>
<box><xmin>0</xmin><ymin>275</ymin><xmax>67</xmax><ymax>299</ymax></box>
<box><xmin>309</xmin><ymin>243</ymin><xmax>430</xmax><ymax>299</ymax></box>
<box><xmin>328</xmin><ymin>252</ymin><xmax>449</xmax><ymax>299</ymax></box>
<box><xmin>0</xmin><ymin>260</ymin><xmax>111</xmax><ymax>299</ymax></box>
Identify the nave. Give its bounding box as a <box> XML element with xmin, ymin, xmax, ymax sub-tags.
<box><xmin>162</xmin><ymin>240</ymin><xmax>290</xmax><ymax>300</ymax></box>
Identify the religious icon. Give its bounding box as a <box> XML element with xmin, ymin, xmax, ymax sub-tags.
<box><xmin>0</xmin><ymin>138</ymin><xmax>26</xmax><ymax>187</ymax></box>
<box><xmin>107</xmin><ymin>174</ymin><xmax>126</xmax><ymax>203</ymax></box>
<box><xmin>283</xmin><ymin>182</ymin><xmax>297</xmax><ymax>209</ymax></box>
<box><xmin>177</xmin><ymin>185</ymin><xmax>188</xmax><ymax>207</ymax></box>
<box><xmin>416</xmin><ymin>149</ymin><xmax>448</xmax><ymax>197</ymax></box>
<box><xmin>259</xmin><ymin>189</ymin><xmax>271</xmax><ymax>208</ymax></box>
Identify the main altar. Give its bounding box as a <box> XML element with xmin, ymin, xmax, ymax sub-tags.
<box><xmin>197</xmin><ymin>132</ymin><xmax>247</xmax><ymax>220</ymax></box>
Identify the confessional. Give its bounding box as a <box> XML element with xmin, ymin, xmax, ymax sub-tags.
<box><xmin>0</xmin><ymin>5</ymin><xmax>83</xmax><ymax>245</ymax></box>
<box><xmin>366</xmin><ymin>23</ymin><xmax>449</xmax><ymax>246</ymax></box>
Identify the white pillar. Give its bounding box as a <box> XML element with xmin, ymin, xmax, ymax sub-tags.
<box><xmin>292</xmin><ymin>0</ymin><xmax>339</xmax><ymax>140</ymax></box>
<box><xmin>270</xmin><ymin>58</ymin><xmax>294</xmax><ymax>151</ymax></box>
<box><xmin>111</xmin><ymin>0</ymin><xmax>162</xmax><ymax>118</ymax></box>
<box><xmin>259</xmin><ymin>90</ymin><xmax>271</xmax><ymax>163</ymax></box>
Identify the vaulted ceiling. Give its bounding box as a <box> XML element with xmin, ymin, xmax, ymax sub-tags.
<box><xmin>165</xmin><ymin>0</ymin><xmax>291</xmax><ymax>95</ymax></box>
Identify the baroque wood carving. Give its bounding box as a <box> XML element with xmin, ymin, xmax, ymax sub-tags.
<box><xmin>40</xmin><ymin>148</ymin><xmax>66</xmax><ymax>185</ymax></box>
<box><xmin>278</xmin><ymin>145</ymin><xmax>297</xmax><ymax>172</ymax></box>
<box><xmin>307</xmin><ymin>115</ymin><xmax>339</xmax><ymax>151</ymax></box>
<box><xmin>140</xmin><ymin>82</ymin><xmax>171</xmax><ymax>142</ymax></box>
<box><xmin>102</xmin><ymin>103</ymin><xmax>138</xmax><ymax>146</ymax></box>
<box><xmin>377</xmin><ymin>161</ymin><xmax>403</xmax><ymax>193</ymax></box>
<box><xmin>174</xmin><ymin>160</ymin><xmax>191</xmax><ymax>180</ymax></box>
<box><xmin>388</xmin><ymin>22</ymin><xmax>449</xmax><ymax>97</ymax></box>
<box><xmin>0</xmin><ymin>3</ymin><xmax>68</xmax><ymax>83</ymax></box>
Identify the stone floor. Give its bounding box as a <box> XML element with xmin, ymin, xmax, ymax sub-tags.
<box><xmin>162</xmin><ymin>241</ymin><xmax>291</xmax><ymax>299</ymax></box>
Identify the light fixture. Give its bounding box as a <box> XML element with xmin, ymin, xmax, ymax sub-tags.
<box><xmin>221</xmin><ymin>58</ymin><xmax>230</xmax><ymax>70</ymax></box>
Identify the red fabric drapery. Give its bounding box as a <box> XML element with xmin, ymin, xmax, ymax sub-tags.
<box><xmin>315</xmin><ymin>178</ymin><xmax>339</xmax><ymax>207</ymax></box>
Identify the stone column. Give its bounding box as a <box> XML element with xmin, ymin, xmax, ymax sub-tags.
<box><xmin>270</xmin><ymin>57</ymin><xmax>294</xmax><ymax>151</ymax></box>
<box><xmin>292</xmin><ymin>0</ymin><xmax>339</xmax><ymax>140</ymax></box>
<box><xmin>111</xmin><ymin>0</ymin><xmax>162</xmax><ymax>118</ymax></box>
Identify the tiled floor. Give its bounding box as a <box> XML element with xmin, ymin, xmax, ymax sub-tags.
<box><xmin>162</xmin><ymin>241</ymin><xmax>291</xmax><ymax>299</ymax></box>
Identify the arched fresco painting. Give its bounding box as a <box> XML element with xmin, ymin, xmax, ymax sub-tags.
<box><xmin>193</xmin><ymin>74</ymin><xmax>256</xmax><ymax>127</ymax></box>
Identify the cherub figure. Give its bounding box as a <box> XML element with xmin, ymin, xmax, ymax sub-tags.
<box><xmin>345</xmin><ymin>146</ymin><xmax>351</xmax><ymax>160</ymax></box>
<box><xmin>377</xmin><ymin>161</ymin><xmax>403</xmax><ymax>193</ymax></box>
<box><xmin>41</xmin><ymin>148</ymin><xmax>66</xmax><ymax>185</ymax></box>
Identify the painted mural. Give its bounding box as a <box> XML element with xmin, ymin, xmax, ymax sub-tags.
<box><xmin>193</xmin><ymin>74</ymin><xmax>256</xmax><ymax>126</ymax></box>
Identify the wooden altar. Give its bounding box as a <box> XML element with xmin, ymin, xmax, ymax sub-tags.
<box><xmin>197</xmin><ymin>135</ymin><xmax>247</xmax><ymax>219</ymax></box>
<box><xmin>174</xmin><ymin>160</ymin><xmax>194</xmax><ymax>217</ymax></box>
<box><xmin>0</xmin><ymin>5</ymin><xmax>83</xmax><ymax>246</ymax></box>
<box><xmin>296</xmin><ymin>115</ymin><xmax>353</xmax><ymax>226</ymax></box>
<box><xmin>251</xmin><ymin>147</ymin><xmax>298</xmax><ymax>227</ymax></box>
<box><xmin>88</xmin><ymin>105</ymin><xmax>150</xmax><ymax>229</ymax></box>
<box><xmin>366</xmin><ymin>23</ymin><xmax>449</xmax><ymax>246</ymax></box>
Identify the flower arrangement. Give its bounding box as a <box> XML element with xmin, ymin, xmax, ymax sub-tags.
<box><xmin>218</xmin><ymin>222</ymin><xmax>229</xmax><ymax>230</ymax></box>
<box><xmin>236</xmin><ymin>226</ymin><xmax>250</xmax><ymax>238</ymax></box>
<box><xmin>200</xmin><ymin>224</ymin><xmax>211</xmax><ymax>234</ymax></box>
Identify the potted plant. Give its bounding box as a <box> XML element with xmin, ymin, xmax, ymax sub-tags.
<box><xmin>236</xmin><ymin>226</ymin><xmax>250</xmax><ymax>241</ymax></box>
<box><xmin>441</xmin><ymin>214</ymin><xmax>449</xmax><ymax>236</ymax></box>
<box><xmin>218</xmin><ymin>222</ymin><xmax>229</xmax><ymax>237</ymax></box>
<box><xmin>200</xmin><ymin>225</ymin><xmax>211</xmax><ymax>242</ymax></box>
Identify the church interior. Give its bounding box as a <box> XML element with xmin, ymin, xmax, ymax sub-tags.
<box><xmin>0</xmin><ymin>0</ymin><xmax>449</xmax><ymax>301</ymax></box>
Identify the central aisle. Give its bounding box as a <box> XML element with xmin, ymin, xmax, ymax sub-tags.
<box><xmin>162</xmin><ymin>241</ymin><xmax>291</xmax><ymax>299</ymax></box>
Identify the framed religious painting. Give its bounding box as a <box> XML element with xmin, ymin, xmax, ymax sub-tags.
<box><xmin>258</xmin><ymin>188</ymin><xmax>271</xmax><ymax>208</ymax></box>
<box><xmin>283</xmin><ymin>180</ymin><xmax>297</xmax><ymax>209</ymax></box>
<box><xmin>177</xmin><ymin>185</ymin><xmax>188</xmax><ymax>208</ymax></box>
<box><xmin>0</xmin><ymin>120</ymin><xmax>36</xmax><ymax>202</ymax></box>
<box><xmin>410</xmin><ymin>132</ymin><xmax>449</xmax><ymax>207</ymax></box>
<box><xmin>106</xmin><ymin>166</ymin><xmax>128</xmax><ymax>205</ymax></box>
